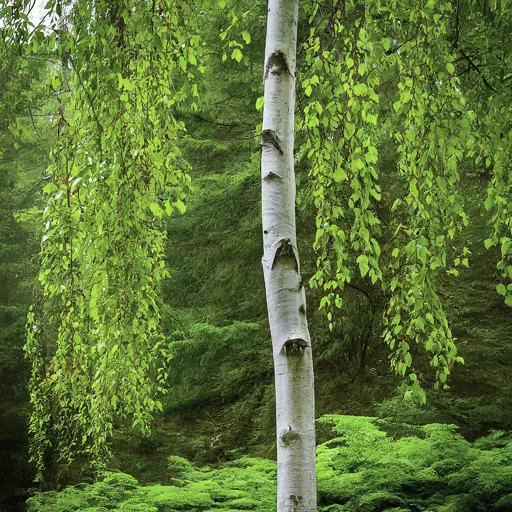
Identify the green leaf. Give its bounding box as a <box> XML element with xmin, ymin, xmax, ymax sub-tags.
<box><xmin>188</xmin><ymin>52</ymin><xmax>197</xmax><ymax>66</ymax></box>
<box><xmin>370</xmin><ymin>189</ymin><xmax>381</xmax><ymax>201</ymax></box>
<box><xmin>497</xmin><ymin>283</ymin><xmax>507</xmax><ymax>296</ymax></box>
<box><xmin>345</xmin><ymin>123</ymin><xmax>356</xmax><ymax>137</ymax></box>
<box><xmin>231</xmin><ymin>48</ymin><xmax>243</xmax><ymax>63</ymax></box>
<box><xmin>122</xmin><ymin>77</ymin><xmax>135</xmax><ymax>91</ymax></box>
<box><xmin>149</xmin><ymin>202</ymin><xmax>163</xmax><ymax>218</ymax></box>
<box><xmin>353</xmin><ymin>83</ymin><xmax>368</xmax><ymax>96</ymax></box>
<box><xmin>357</xmin><ymin>254</ymin><xmax>369</xmax><ymax>277</ymax></box>
<box><xmin>50</xmin><ymin>75</ymin><xmax>60</xmax><ymax>91</ymax></box>
<box><xmin>333</xmin><ymin>167</ymin><xmax>347</xmax><ymax>182</ymax></box>
<box><xmin>418</xmin><ymin>246</ymin><xmax>428</xmax><ymax>264</ymax></box>
<box><xmin>446</xmin><ymin>62</ymin><xmax>455</xmax><ymax>74</ymax></box>
<box><xmin>241</xmin><ymin>31</ymin><xmax>251</xmax><ymax>44</ymax></box>
<box><xmin>175</xmin><ymin>199</ymin><xmax>186</xmax><ymax>214</ymax></box>
<box><xmin>43</xmin><ymin>183</ymin><xmax>59</xmax><ymax>194</ymax></box>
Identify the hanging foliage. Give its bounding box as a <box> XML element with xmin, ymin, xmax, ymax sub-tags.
<box><xmin>301</xmin><ymin>0</ymin><xmax>476</xmax><ymax>401</ymax></box>
<box><xmin>19</xmin><ymin>0</ymin><xmax>199</xmax><ymax>476</ymax></box>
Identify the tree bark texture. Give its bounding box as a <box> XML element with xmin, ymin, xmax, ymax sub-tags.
<box><xmin>261</xmin><ymin>1</ymin><xmax>317</xmax><ymax>511</ymax></box>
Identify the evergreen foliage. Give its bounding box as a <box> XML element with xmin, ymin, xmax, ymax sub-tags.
<box><xmin>26</xmin><ymin>416</ymin><xmax>512</xmax><ymax>512</ymax></box>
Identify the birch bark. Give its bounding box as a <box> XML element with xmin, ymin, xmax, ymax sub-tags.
<box><xmin>261</xmin><ymin>1</ymin><xmax>317</xmax><ymax>511</ymax></box>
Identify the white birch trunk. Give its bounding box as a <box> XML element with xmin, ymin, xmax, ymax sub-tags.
<box><xmin>261</xmin><ymin>1</ymin><xmax>317</xmax><ymax>511</ymax></box>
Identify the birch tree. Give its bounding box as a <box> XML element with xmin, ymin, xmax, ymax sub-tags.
<box><xmin>261</xmin><ymin>0</ymin><xmax>317</xmax><ymax>510</ymax></box>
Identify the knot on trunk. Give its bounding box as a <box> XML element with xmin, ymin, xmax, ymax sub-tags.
<box><xmin>283</xmin><ymin>338</ymin><xmax>307</xmax><ymax>356</ymax></box>
<box><xmin>271</xmin><ymin>238</ymin><xmax>299</xmax><ymax>272</ymax></box>
<box><xmin>280</xmin><ymin>425</ymin><xmax>300</xmax><ymax>445</ymax></box>
<box><xmin>260</xmin><ymin>129</ymin><xmax>283</xmax><ymax>155</ymax></box>
<box><xmin>289</xmin><ymin>494</ymin><xmax>304</xmax><ymax>511</ymax></box>
<box><xmin>265</xmin><ymin>50</ymin><xmax>290</xmax><ymax>78</ymax></box>
<box><xmin>263</xmin><ymin>171</ymin><xmax>283</xmax><ymax>180</ymax></box>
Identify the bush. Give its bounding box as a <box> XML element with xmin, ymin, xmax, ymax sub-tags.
<box><xmin>317</xmin><ymin>415</ymin><xmax>512</xmax><ymax>511</ymax></box>
<box><xmin>27</xmin><ymin>416</ymin><xmax>512</xmax><ymax>512</ymax></box>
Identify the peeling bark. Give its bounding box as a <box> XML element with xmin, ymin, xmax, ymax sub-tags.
<box><xmin>261</xmin><ymin>0</ymin><xmax>317</xmax><ymax>510</ymax></box>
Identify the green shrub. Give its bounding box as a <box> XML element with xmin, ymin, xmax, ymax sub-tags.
<box><xmin>102</xmin><ymin>473</ymin><xmax>140</xmax><ymax>490</ymax></box>
<box><xmin>317</xmin><ymin>415</ymin><xmax>512</xmax><ymax>511</ymax></box>
<box><xmin>167</xmin><ymin>456</ymin><xmax>197</xmax><ymax>478</ymax></box>
<box><xmin>147</xmin><ymin>485</ymin><xmax>214</xmax><ymax>510</ymax></box>
<box><xmin>27</xmin><ymin>416</ymin><xmax>512</xmax><ymax>512</ymax></box>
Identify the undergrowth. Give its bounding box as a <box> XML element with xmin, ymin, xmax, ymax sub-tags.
<box><xmin>27</xmin><ymin>416</ymin><xmax>512</xmax><ymax>512</ymax></box>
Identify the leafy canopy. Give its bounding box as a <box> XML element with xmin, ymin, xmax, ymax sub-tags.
<box><xmin>3</xmin><ymin>0</ymin><xmax>512</xmax><ymax>474</ymax></box>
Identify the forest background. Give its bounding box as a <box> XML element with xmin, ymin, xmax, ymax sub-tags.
<box><xmin>1</xmin><ymin>0</ymin><xmax>512</xmax><ymax>511</ymax></box>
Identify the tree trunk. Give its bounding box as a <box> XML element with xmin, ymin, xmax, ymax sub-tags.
<box><xmin>261</xmin><ymin>1</ymin><xmax>317</xmax><ymax>511</ymax></box>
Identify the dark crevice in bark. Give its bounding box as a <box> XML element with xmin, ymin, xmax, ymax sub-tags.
<box><xmin>289</xmin><ymin>494</ymin><xmax>305</xmax><ymax>511</ymax></box>
<box><xmin>264</xmin><ymin>50</ymin><xmax>290</xmax><ymax>78</ymax></box>
<box><xmin>261</xmin><ymin>129</ymin><xmax>284</xmax><ymax>154</ymax></box>
<box><xmin>272</xmin><ymin>239</ymin><xmax>299</xmax><ymax>272</ymax></box>
<box><xmin>280</xmin><ymin>425</ymin><xmax>301</xmax><ymax>445</ymax></box>
<box><xmin>263</xmin><ymin>171</ymin><xmax>283</xmax><ymax>180</ymax></box>
<box><xmin>283</xmin><ymin>338</ymin><xmax>308</xmax><ymax>356</ymax></box>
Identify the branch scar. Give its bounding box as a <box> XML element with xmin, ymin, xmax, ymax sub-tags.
<box><xmin>264</xmin><ymin>50</ymin><xmax>292</xmax><ymax>79</ymax></box>
<box><xmin>270</xmin><ymin>238</ymin><xmax>299</xmax><ymax>272</ymax></box>
<box><xmin>261</xmin><ymin>129</ymin><xmax>283</xmax><ymax>155</ymax></box>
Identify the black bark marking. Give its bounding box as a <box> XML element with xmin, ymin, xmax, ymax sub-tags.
<box><xmin>280</xmin><ymin>425</ymin><xmax>300</xmax><ymax>445</ymax></box>
<box><xmin>283</xmin><ymin>338</ymin><xmax>308</xmax><ymax>356</ymax></box>
<box><xmin>299</xmin><ymin>304</ymin><xmax>306</xmax><ymax>315</ymax></box>
<box><xmin>263</xmin><ymin>171</ymin><xmax>283</xmax><ymax>180</ymax></box>
<box><xmin>264</xmin><ymin>50</ymin><xmax>291</xmax><ymax>79</ymax></box>
<box><xmin>261</xmin><ymin>129</ymin><xmax>283</xmax><ymax>155</ymax></box>
<box><xmin>289</xmin><ymin>494</ymin><xmax>304</xmax><ymax>512</ymax></box>
<box><xmin>271</xmin><ymin>238</ymin><xmax>298</xmax><ymax>272</ymax></box>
